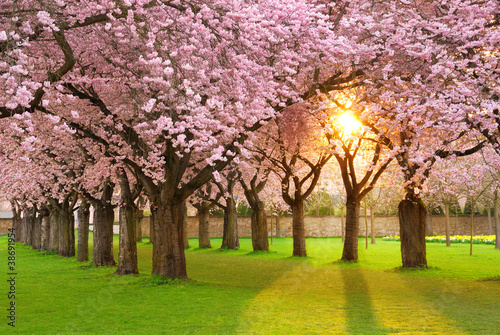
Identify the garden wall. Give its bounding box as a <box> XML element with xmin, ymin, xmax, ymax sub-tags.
<box><xmin>0</xmin><ymin>214</ymin><xmax>496</xmax><ymax>237</ymax></box>
<box><xmin>0</xmin><ymin>218</ymin><xmax>12</xmax><ymax>235</ymax></box>
<box><xmin>140</xmin><ymin>214</ymin><xmax>497</xmax><ymax>238</ymax></box>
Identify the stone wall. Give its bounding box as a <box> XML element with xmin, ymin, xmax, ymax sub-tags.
<box><xmin>1</xmin><ymin>214</ymin><xmax>496</xmax><ymax>237</ymax></box>
<box><xmin>140</xmin><ymin>214</ymin><xmax>497</xmax><ymax>238</ymax></box>
<box><xmin>0</xmin><ymin>218</ymin><xmax>12</xmax><ymax>235</ymax></box>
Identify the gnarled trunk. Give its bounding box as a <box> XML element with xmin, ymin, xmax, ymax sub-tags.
<box><xmin>151</xmin><ymin>200</ymin><xmax>187</xmax><ymax>279</ymax></box>
<box><xmin>77</xmin><ymin>201</ymin><xmax>90</xmax><ymax>262</ymax></box>
<box><xmin>49</xmin><ymin>211</ymin><xmax>59</xmax><ymax>252</ymax></box>
<box><xmin>221</xmin><ymin>197</ymin><xmax>239</xmax><ymax>249</ymax></box>
<box><xmin>398</xmin><ymin>198</ymin><xmax>427</xmax><ymax>267</ymax></box>
<box><xmin>198</xmin><ymin>203</ymin><xmax>211</xmax><ymax>248</ymax></box>
<box><xmin>92</xmin><ymin>202</ymin><xmax>116</xmax><ymax>266</ymax></box>
<box><xmin>251</xmin><ymin>201</ymin><xmax>268</xmax><ymax>251</ymax></box>
<box><xmin>341</xmin><ymin>198</ymin><xmax>360</xmax><ymax>261</ymax></box>
<box><xmin>292</xmin><ymin>199</ymin><xmax>306</xmax><ymax>256</ymax></box>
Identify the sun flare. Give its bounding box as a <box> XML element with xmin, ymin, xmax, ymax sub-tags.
<box><xmin>337</xmin><ymin>112</ymin><xmax>362</xmax><ymax>134</ymax></box>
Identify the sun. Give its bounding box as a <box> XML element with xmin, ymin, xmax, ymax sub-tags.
<box><xmin>337</xmin><ymin>112</ymin><xmax>362</xmax><ymax>135</ymax></box>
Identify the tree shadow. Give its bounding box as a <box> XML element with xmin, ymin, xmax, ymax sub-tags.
<box><xmin>340</xmin><ymin>268</ymin><xmax>394</xmax><ymax>334</ymax></box>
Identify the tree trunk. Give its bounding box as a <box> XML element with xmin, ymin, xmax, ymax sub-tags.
<box><xmin>49</xmin><ymin>211</ymin><xmax>59</xmax><ymax>252</ymax></box>
<box><xmin>221</xmin><ymin>197</ymin><xmax>239</xmax><ymax>249</ymax></box>
<box><xmin>23</xmin><ymin>208</ymin><xmax>35</xmax><ymax>246</ymax></box>
<box><xmin>92</xmin><ymin>202</ymin><xmax>116</xmax><ymax>266</ymax></box>
<box><xmin>135</xmin><ymin>207</ymin><xmax>143</xmax><ymax>242</ymax></box>
<box><xmin>444</xmin><ymin>202</ymin><xmax>451</xmax><ymax>247</ymax></box>
<box><xmin>494</xmin><ymin>190</ymin><xmax>499</xmax><ymax>250</ymax></box>
<box><xmin>276</xmin><ymin>215</ymin><xmax>281</xmax><ymax>238</ymax></box>
<box><xmin>77</xmin><ymin>201</ymin><xmax>90</xmax><ymax>262</ymax></box>
<box><xmin>115</xmin><ymin>205</ymin><xmax>138</xmax><ymax>275</ymax></box>
<box><xmin>12</xmin><ymin>206</ymin><xmax>22</xmax><ymax>244</ymax></box>
<box><xmin>149</xmin><ymin>205</ymin><xmax>155</xmax><ymax>245</ymax></box>
<box><xmin>251</xmin><ymin>201</ymin><xmax>269</xmax><ymax>251</ymax></box>
<box><xmin>370</xmin><ymin>206</ymin><xmax>376</xmax><ymax>244</ymax></box>
<box><xmin>487</xmin><ymin>207</ymin><xmax>492</xmax><ymax>236</ymax></box>
<box><xmin>151</xmin><ymin>199</ymin><xmax>187</xmax><ymax>279</ymax></box>
<box><xmin>182</xmin><ymin>201</ymin><xmax>189</xmax><ymax>249</ymax></box>
<box><xmin>398</xmin><ymin>198</ymin><xmax>427</xmax><ymax>268</ymax></box>
<box><xmin>58</xmin><ymin>206</ymin><xmax>75</xmax><ymax>257</ymax></box>
<box><xmin>364</xmin><ymin>205</ymin><xmax>368</xmax><ymax>250</ymax></box>
<box><xmin>197</xmin><ymin>203</ymin><xmax>211</xmax><ymax>248</ymax></box>
<box><xmin>32</xmin><ymin>212</ymin><xmax>42</xmax><ymax>250</ymax></box>
<box><xmin>340</xmin><ymin>207</ymin><xmax>345</xmax><ymax>243</ymax></box>
<box><xmin>292</xmin><ymin>199</ymin><xmax>306</xmax><ymax>256</ymax></box>
<box><xmin>40</xmin><ymin>208</ymin><xmax>50</xmax><ymax>251</ymax></box>
<box><xmin>470</xmin><ymin>198</ymin><xmax>475</xmax><ymax>256</ymax></box>
<box><xmin>70</xmin><ymin>212</ymin><xmax>76</xmax><ymax>257</ymax></box>
<box><xmin>342</xmin><ymin>198</ymin><xmax>360</xmax><ymax>261</ymax></box>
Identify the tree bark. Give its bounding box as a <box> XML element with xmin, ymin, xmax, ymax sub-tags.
<box><xmin>23</xmin><ymin>208</ymin><xmax>36</xmax><ymax>246</ymax></box>
<box><xmin>251</xmin><ymin>201</ymin><xmax>269</xmax><ymax>251</ymax></box>
<box><xmin>197</xmin><ymin>203</ymin><xmax>211</xmax><ymax>248</ymax></box>
<box><xmin>221</xmin><ymin>197</ymin><xmax>239</xmax><ymax>249</ymax></box>
<box><xmin>370</xmin><ymin>206</ymin><xmax>376</xmax><ymax>244</ymax></box>
<box><xmin>398</xmin><ymin>198</ymin><xmax>427</xmax><ymax>267</ymax></box>
<box><xmin>149</xmin><ymin>205</ymin><xmax>155</xmax><ymax>245</ymax></box>
<box><xmin>342</xmin><ymin>198</ymin><xmax>360</xmax><ymax>261</ymax></box>
<box><xmin>340</xmin><ymin>207</ymin><xmax>345</xmax><ymax>243</ymax></box>
<box><xmin>364</xmin><ymin>205</ymin><xmax>368</xmax><ymax>249</ymax></box>
<box><xmin>40</xmin><ymin>208</ymin><xmax>50</xmax><ymax>251</ymax></box>
<box><xmin>151</xmin><ymin>199</ymin><xmax>187</xmax><ymax>279</ymax></box>
<box><xmin>58</xmin><ymin>205</ymin><xmax>75</xmax><ymax>257</ymax></box>
<box><xmin>470</xmin><ymin>197</ymin><xmax>475</xmax><ymax>256</ymax></box>
<box><xmin>92</xmin><ymin>202</ymin><xmax>116</xmax><ymax>266</ymax></box>
<box><xmin>487</xmin><ymin>207</ymin><xmax>492</xmax><ymax>236</ymax></box>
<box><xmin>32</xmin><ymin>211</ymin><xmax>42</xmax><ymax>250</ymax></box>
<box><xmin>182</xmin><ymin>201</ymin><xmax>189</xmax><ymax>249</ymax></box>
<box><xmin>276</xmin><ymin>215</ymin><xmax>281</xmax><ymax>238</ymax></box>
<box><xmin>444</xmin><ymin>202</ymin><xmax>451</xmax><ymax>247</ymax></box>
<box><xmin>115</xmin><ymin>205</ymin><xmax>138</xmax><ymax>274</ymax></box>
<box><xmin>12</xmin><ymin>205</ymin><xmax>22</xmax><ymax>243</ymax></box>
<box><xmin>135</xmin><ymin>206</ymin><xmax>143</xmax><ymax>242</ymax></box>
<box><xmin>292</xmin><ymin>199</ymin><xmax>306</xmax><ymax>256</ymax></box>
<box><xmin>77</xmin><ymin>200</ymin><xmax>90</xmax><ymax>262</ymax></box>
<box><xmin>49</xmin><ymin>211</ymin><xmax>59</xmax><ymax>252</ymax></box>
<box><xmin>495</xmin><ymin>190</ymin><xmax>499</xmax><ymax>250</ymax></box>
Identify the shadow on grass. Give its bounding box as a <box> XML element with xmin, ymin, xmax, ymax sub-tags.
<box><xmin>341</xmin><ymin>268</ymin><xmax>394</xmax><ymax>334</ymax></box>
<box><xmin>410</xmin><ymin>276</ymin><xmax>500</xmax><ymax>333</ymax></box>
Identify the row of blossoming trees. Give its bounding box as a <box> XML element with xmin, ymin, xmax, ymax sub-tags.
<box><xmin>0</xmin><ymin>0</ymin><xmax>498</xmax><ymax>279</ymax></box>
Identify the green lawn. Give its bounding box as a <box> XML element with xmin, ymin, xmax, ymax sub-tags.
<box><xmin>1</xmin><ymin>234</ymin><xmax>499</xmax><ymax>334</ymax></box>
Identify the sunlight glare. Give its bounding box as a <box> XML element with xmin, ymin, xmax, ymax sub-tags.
<box><xmin>338</xmin><ymin>112</ymin><xmax>362</xmax><ymax>134</ymax></box>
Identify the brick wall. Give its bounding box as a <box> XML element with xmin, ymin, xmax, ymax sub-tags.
<box><xmin>140</xmin><ymin>214</ymin><xmax>497</xmax><ymax>238</ymax></box>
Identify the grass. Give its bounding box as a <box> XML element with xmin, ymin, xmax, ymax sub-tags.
<box><xmin>1</xmin><ymin>234</ymin><xmax>499</xmax><ymax>334</ymax></box>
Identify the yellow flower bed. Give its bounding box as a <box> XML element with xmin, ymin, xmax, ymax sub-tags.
<box><xmin>383</xmin><ymin>235</ymin><xmax>496</xmax><ymax>244</ymax></box>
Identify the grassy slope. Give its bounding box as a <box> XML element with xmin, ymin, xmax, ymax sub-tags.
<box><xmin>1</xmin><ymin>234</ymin><xmax>499</xmax><ymax>334</ymax></box>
